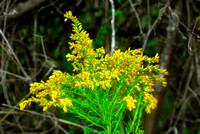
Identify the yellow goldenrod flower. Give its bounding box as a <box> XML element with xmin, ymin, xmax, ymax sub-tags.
<box><xmin>123</xmin><ymin>94</ymin><xmax>137</xmax><ymax>111</ymax></box>
<box><xmin>143</xmin><ymin>93</ymin><xmax>158</xmax><ymax>114</ymax></box>
<box><xmin>19</xmin><ymin>103</ymin><xmax>25</xmax><ymax>110</ymax></box>
<box><xmin>19</xmin><ymin>11</ymin><xmax>168</xmax><ymax>119</ymax></box>
<box><xmin>43</xmin><ymin>106</ymin><xmax>48</xmax><ymax>112</ymax></box>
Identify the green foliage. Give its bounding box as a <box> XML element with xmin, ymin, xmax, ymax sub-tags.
<box><xmin>93</xmin><ymin>24</ymin><xmax>110</xmax><ymax>49</ymax></box>
<box><xmin>144</xmin><ymin>39</ymin><xmax>161</xmax><ymax>56</ymax></box>
<box><xmin>69</xmin><ymin>129</ymin><xmax>76</xmax><ymax>134</ymax></box>
<box><xmin>184</xmin><ymin>129</ymin><xmax>192</xmax><ymax>134</ymax></box>
<box><xmin>151</xmin><ymin>7</ymin><xmax>161</xmax><ymax>17</ymax></box>
<box><xmin>115</xmin><ymin>10</ymin><xmax>123</xmax><ymax>16</ymax></box>
<box><xmin>53</xmin><ymin>49</ymin><xmax>59</xmax><ymax>58</ymax></box>
<box><xmin>61</xmin><ymin>50</ymin><xmax>73</xmax><ymax>73</ymax></box>
<box><xmin>141</xmin><ymin>15</ymin><xmax>150</xmax><ymax>30</ymax></box>
<box><xmin>36</xmin><ymin>36</ymin><xmax>41</xmax><ymax>44</ymax></box>
<box><xmin>94</xmin><ymin>10</ymin><xmax>103</xmax><ymax>17</ymax></box>
<box><xmin>65</xmin><ymin>113</ymin><xmax>80</xmax><ymax>124</ymax></box>
<box><xmin>20</xmin><ymin>58</ymin><xmax>25</xmax><ymax>65</ymax></box>
<box><xmin>109</xmin><ymin>9</ymin><xmax>123</xmax><ymax>17</ymax></box>
<box><xmin>21</xmin><ymin>28</ymin><xmax>27</xmax><ymax>35</ymax></box>
<box><xmin>78</xmin><ymin>13</ymin><xmax>92</xmax><ymax>31</ymax></box>
<box><xmin>198</xmin><ymin>128</ymin><xmax>200</xmax><ymax>134</ymax></box>
<box><xmin>39</xmin><ymin>25</ymin><xmax>45</xmax><ymax>33</ymax></box>
<box><xmin>117</xmin><ymin>0</ymin><xmax>121</xmax><ymax>3</ymax></box>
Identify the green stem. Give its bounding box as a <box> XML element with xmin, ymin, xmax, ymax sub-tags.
<box><xmin>128</xmin><ymin>88</ymin><xmax>143</xmax><ymax>134</ymax></box>
<box><xmin>135</xmin><ymin>105</ymin><xmax>145</xmax><ymax>133</ymax></box>
<box><xmin>113</xmin><ymin>102</ymin><xmax>125</xmax><ymax>132</ymax></box>
<box><xmin>78</xmin><ymin>112</ymin><xmax>106</xmax><ymax>130</ymax></box>
<box><xmin>0</xmin><ymin>92</ymin><xmax>31</xmax><ymax>123</ymax></box>
<box><xmin>108</xmin><ymin>78</ymin><xmax>126</xmax><ymax>133</ymax></box>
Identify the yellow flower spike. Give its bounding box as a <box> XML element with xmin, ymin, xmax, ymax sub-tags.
<box><xmin>123</xmin><ymin>94</ymin><xmax>137</xmax><ymax>111</ymax></box>
<box><xmin>43</xmin><ymin>106</ymin><xmax>48</xmax><ymax>112</ymax></box>
<box><xmin>135</xmin><ymin>84</ymin><xmax>141</xmax><ymax>92</ymax></box>
<box><xmin>162</xmin><ymin>81</ymin><xmax>167</xmax><ymax>87</ymax></box>
<box><xmin>19</xmin><ymin>103</ymin><xmax>25</xmax><ymax>110</ymax></box>
<box><xmin>64</xmin><ymin>18</ymin><xmax>68</xmax><ymax>22</ymax></box>
<box><xmin>143</xmin><ymin>93</ymin><xmax>158</xmax><ymax>114</ymax></box>
<box><xmin>91</xmin><ymin>84</ymin><xmax>94</xmax><ymax>90</ymax></box>
<box><xmin>101</xmin><ymin>81</ymin><xmax>106</xmax><ymax>90</ymax></box>
<box><xmin>154</xmin><ymin>53</ymin><xmax>159</xmax><ymax>62</ymax></box>
<box><xmin>145</xmin><ymin>107</ymin><xmax>151</xmax><ymax>114</ymax></box>
<box><xmin>95</xmin><ymin>83</ymin><xmax>100</xmax><ymax>87</ymax></box>
<box><xmin>105</xmin><ymin>80</ymin><xmax>112</xmax><ymax>88</ymax></box>
<box><xmin>63</xmin><ymin>107</ymin><xmax>68</xmax><ymax>113</ymax></box>
<box><xmin>64</xmin><ymin>11</ymin><xmax>72</xmax><ymax>22</ymax></box>
<box><xmin>60</xmin><ymin>98</ymin><xmax>73</xmax><ymax>108</ymax></box>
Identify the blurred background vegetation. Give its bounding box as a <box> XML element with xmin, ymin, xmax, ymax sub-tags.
<box><xmin>0</xmin><ymin>0</ymin><xmax>200</xmax><ymax>134</ymax></box>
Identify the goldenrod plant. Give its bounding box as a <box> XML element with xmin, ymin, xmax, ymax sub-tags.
<box><xmin>19</xmin><ymin>11</ymin><xmax>168</xmax><ymax>134</ymax></box>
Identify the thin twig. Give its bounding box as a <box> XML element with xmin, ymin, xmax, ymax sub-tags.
<box><xmin>186</xmin><ymin>0</ymin><xmax>191</xmax><ymax>27</ymax></box>
<box><xmin>2</xmin><ymin>104</ymin><xmax>85</xmax><ymax>129</ymax></box>
<box><xmin>0</xmin><ymin>29</ymin><xmax>30</xmax><ymax>80</ymax></box>
<box><xmin>174</xmin><ymin>61</ymin><xmax>194</xmax><ymax>127</ymax></box>
<box><xmin>56</xmin><ymin>125</ymin><xmax>69</xmax><ymax>134</ymax></box>
<box><xmin>34</xmin><ymin>34</ymin><xmax>47</xmax><ymax>61</ymax></box>
<box><xmin>194</xmin><ymin>48</ymin><xmax>200</xmax><ymax>87</ymax></box>
<box><xmin>0</xmin><ymin>93</ymin><xmax>31</xmax><ymax>123</ymax></box>
<box><xmin>128</xmin><ymin>0</ymin><xmax>143</xmax><ymax>35</ymax></box>
<box><xmin>50</xmin><ymin>0</ymin><xmax>64</xmax><ymax>15</ymax></box>
<box><xmin>142</xmin><ymin>1</ymin><xmax>170</xmax><ymax>53</ymax></box>
<box><xmin>0</xmin><ymin>0</ymin><xmax>48</xmax><ymax>22</ymax></box>
<box><xmin>147</xmin><ymin>0</ymin><xmax>151</xmax><ymax>28</ymax></box>
<box><xmin>1</xmin><ymin>0</ymin><xmax>10</xmax><ymax>105</ymax></box>
<box><xmin>0</xmin><ymin>70</ymin><xmax>28</xmax><ymax>81</ymax></box>
<box><xmin>187</xmin><ymin>16</ymin><xmax>200</xmax><ymax>55</ymax></box>
<box><xmin>169</xmin><ymin>57</ymin><xmax>192</xmax><ymax>127</ymax></box>
<box><xmin>33</xmin><ymin>14</ymin><xmax>37</xmax><ymax>78</ymax></box>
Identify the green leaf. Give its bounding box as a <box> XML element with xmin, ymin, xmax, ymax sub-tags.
<box><xmin>69</xmin><ymin>129</ymin><xmax>75</xmax><ymax>134</ymax></box>
<box><xmin>21</xmin><ymin>28</ymin><xmax>27</xmax><ymax>35</ymax></box>
<box><xmin>95</xmin><ymin>10</ymin><xmax>103</xmax><ymax>17</ymax></box>
<box><xmin>50</xmin><ymin>10</ymin><xmax>54</xmax><ymax>15</ymax></box>
<box><xmin>53</xmin><ymin>49</ymin><xmax>59</xmax><ymax>58</ymax></box>
<box><xmin>151</xmin><ymin>7</ymin><xmax>160</xmax><ymax>17</ymax></box>
<box><xmin>47</xmin><ymin>28</ymin><xmax>52</xmax><ymax>34</ymax></box>
<box><xmin>36</xmin><ymin>37</ymin><xmax>41</xmax><ymax>44</ymax></box>
<box><xmin>20</xmin><ymin>58</ymin><xmax>25</xmax><ymax>65</ymax></box>
<box><xmin>183</xmin><ymin>129</ymin><xmax>191</xmax><ymax>134</ymax></box>
<box><xmin>39</xmin><ymin>25</ymin><xmax>45</xmax><ymax>33</ymax></box>
<box><xmin>148</xmin><ymin>39</ymin><xmax>156</xmax><ymax>46</ymax></box>
<box><xmin>115</xmin><ymin>10</ymin><xmax>123</xmax><ymax>16</ymax></box>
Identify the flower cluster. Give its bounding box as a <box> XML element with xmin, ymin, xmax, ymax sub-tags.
<box><xmin>123</xmin><ymin>95</ymin><xmax>137</xmax><ymax>111</ymax></box>
<box><xmin>20</xmin><ymin>11</ymin><xmax>168</xmax><ymax>133</ymax></box>
<box><xmin>20</xmin><ymin>70</ymin><xmax>73</xmax><ymax>113</ymax></box>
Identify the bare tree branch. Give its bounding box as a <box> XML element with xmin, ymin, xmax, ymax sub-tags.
<box><xmin>1</xmin><ymin>103</ymin><xmax>99</xmax><ymax>132</ymax></box>
<box><xmin>142</xmin><ymin>1</ymin><xmax>170</xmax><ymax>53</ymax></box>
<box><xmin>145</xmin><ymin>1</ymin><xmax>184</xmax><ymax>133</ymax></box>
<box><xmin>0</xmin><ymin>0</ymin><xmax>48</xmax><ymax>22</ymax></box>
<box><xmin>128</xmin><ymin>0</ymin><xmax>143</xmax><ymax>35</ymax></box>
<box><xmin>109</xmin><ymin>0</ymin><xmax>116</xmax><ymax>56</ymax></box>
<box><xmin>0</xmin><ymin>29</ymin><xmax>30</xmax><ymax>80</ymax></box>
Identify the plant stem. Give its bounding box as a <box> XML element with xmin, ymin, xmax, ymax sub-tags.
<box><xmin>128</xmin><ymin>88</ymin><xmax>143</xmax><ymax>134</ymax></box>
